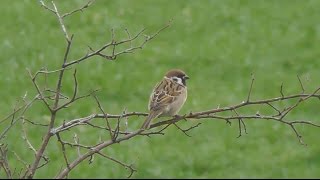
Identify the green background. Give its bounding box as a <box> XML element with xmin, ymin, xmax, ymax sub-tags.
<box><xmin>1</xmin><ymin>0</ymin><xmax>320</xmax><ymax>178</ymax></box>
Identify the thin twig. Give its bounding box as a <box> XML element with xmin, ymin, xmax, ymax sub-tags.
<box><xmin>0</xmin><ymin>144</ymin><xmax>12</xmax><ymax>178</ymax></box>
<box><xmin>280</xmin><ymin>82</ymin><xmax>284</xmax><ymax>98</ymax></box>
<box><xmin>246</xmin><ymin>74</ymin><xmax>255</xmax><ymax>102</ymax></box>
<box><xmin>97</xmin><ymin>152</ymin><xmax>137</xmax><ymax>178</ymax></box>
<box><xmin>73</xmin><ymin>133</ymin><xmax>82</xmax><ymax>157</ymax></box>
<box><xmin>93</xmin><ymin>95</ymin><xmax>114</xmax><ymax>141</ymax></box>
<box><xmin>61</xmin><ymin>1</ymin><xmax>95</xmax><ymax>18</ymax></box>
<box><xmin>21</xmin><ymin>118</ymin><xmax>37</xmax><ymax>154</ymax></box>
<box><xmin>297</xmin><ymin>75</ymin><xmax>305</xmax><ymax>93</ymax></box>
<box><xmin>51</xmin><ymin>1</ymin><xmax>70</xmax><ymax>41</ymax></box>
<box><xmin>39</xmin><ymin>0</ymin><xmax>55</xmax><ymax>14</ymax></box>
<box><xmin>56</xmin><ymin>133</ymin><xmax>71</xmax><ymax>171</ymax></box>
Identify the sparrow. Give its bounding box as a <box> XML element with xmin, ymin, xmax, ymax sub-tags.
<box><xmin>141</xmin><ymin>69</ymin><xmax>189</xmax><ymax>129</ymax></box>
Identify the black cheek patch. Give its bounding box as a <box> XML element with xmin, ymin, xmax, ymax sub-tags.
<box><xmin>182</xmin><ymin>79</ymin><xmax>186</xmax><ymax>86</ymax></box>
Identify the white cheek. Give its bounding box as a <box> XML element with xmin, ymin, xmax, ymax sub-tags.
<box><xmin>172</xmin><ymin>77</ymin><xmax>183</xmax><ymax>85</ymax></box>
<box><xmin>176</xmin><ymin>78</ymin><xmax>183</xmax><ymax>85</ymax></box>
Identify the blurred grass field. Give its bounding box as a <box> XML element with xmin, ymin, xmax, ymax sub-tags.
<box><xmin>1</xmin><ymin>0</ymin><xmax>320</xmax><ymax>178</ymax></box>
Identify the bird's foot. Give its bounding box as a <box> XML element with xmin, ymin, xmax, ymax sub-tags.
<box><xmin>173</xmin><ymin>115</ymin><xmax>183</xmax><ymax>119</ymax></box>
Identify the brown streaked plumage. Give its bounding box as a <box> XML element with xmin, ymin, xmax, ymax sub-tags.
<box><xmin>141</xmin><ymin>69</ymin><xmax>189</xmax><ymax>129</ymax></box>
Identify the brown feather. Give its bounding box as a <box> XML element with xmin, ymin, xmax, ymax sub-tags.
<box><xmin>140</xmin><ymin>110</ymin><xmax>163</xmax><ymax>129</ymax></box>
<box><xmin>141</xmin><ymin>69</ymin><xmax>189</xmax><ymax>130</ymax></box>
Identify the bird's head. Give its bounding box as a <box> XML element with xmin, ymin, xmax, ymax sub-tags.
<box><xmin>165</xmin><ymin>69</ymin><xmax>189</xmax><ymax>86</ymax></box>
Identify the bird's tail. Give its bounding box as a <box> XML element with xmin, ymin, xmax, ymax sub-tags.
<box><xmin>141</xmin><ymin>111</ymin><xmax>162</xmax><ymax>130</ymax></box>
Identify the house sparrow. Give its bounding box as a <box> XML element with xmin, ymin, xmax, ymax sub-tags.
<box><xmin>141</xmin><ymin>69</ymin><xmax>189</xmax><ymax>129</ymax></box>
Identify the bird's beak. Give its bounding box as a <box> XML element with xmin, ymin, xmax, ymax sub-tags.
<box><xmin>184</xmin><ymin>75</ymin><xmax>190</xmax><ymax>80</ymax></box>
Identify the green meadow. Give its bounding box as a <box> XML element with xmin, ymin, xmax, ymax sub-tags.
<box><xmin>1</xmin><ymin>0</ymin><xmax>320</xmax><ymax>178</ymax></box>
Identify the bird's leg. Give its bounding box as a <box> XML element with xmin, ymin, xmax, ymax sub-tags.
<box><xmin>173</xmin><ymin>114</ymin><xmax>182</xmax><ymax>119</ymax></box>
<box><xmin>173</xmin><ymin>114</ymin><xmax>188</xmax><ymax>121</ymax></box>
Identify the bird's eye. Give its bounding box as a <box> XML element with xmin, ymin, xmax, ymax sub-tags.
<box><xmin>172</xmin><ymin>77</ymin><xmax>179</xmax><ymax>82</ymax></box>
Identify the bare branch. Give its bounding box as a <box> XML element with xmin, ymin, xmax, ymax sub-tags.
<box><xmin>0</xmin><ymin>144</ymin><xmax>12</xmax><ymax>178</ymax></box>
<box><xmin>56</xmin><ymin>133</ymin><xmax>71</xmax><ymax>171</ymax></box>
<box><xmin>246</xmin><ymin>73</ymin><xmax>255</xmax><ymax>102</ymax></box>
<box><xmin>124</xmin><ymin>28</ymin><xmax>132</xmax><ymax>48</ymax></box>
<box><xmin>52</xmin><ymin>112</ymin><xmax>148</xmax><ymax>134</ymax></box>
<box><xmin>297</xmin><ymin>75</ymin><xmax>305</xmax><ymax>93</ymax></box>
<box><xmin>5</xmin><ymin>0</ymin><xmax>319</xmax><ymax>179</ymax></box>
<box><xmin>27</xmin><ymin>69</ymin><xmax>52</xmax><ymax>111</ymax></box>
<box><xmin>61</xmin><ymin>1</ymin><xmax>94</xmax><ymax>18</ymax></box>
<box><xmin>232</xmin><ymin>109</ymin><xmax>247</xmax><ymax>138</ymax></box>
<box><xmin>65</xmin><ymin>19</ymin><xmax>172</xmax><ymax>67</ymax></box>
<box><xmin>70</xmin><ymin>69</ymin><xmax>78</xmax><ymax>101</ymax></box>
<box><xmin>280</xmin><ymin>82</ymin><xmax>284</xmax><ymax>98</ymax></box>
<box><xmin>39</xmin><ymin>0</ymin><xmax>55</xmax><ymax>14</ymax></box>
<box><xmin>51</xmin><ymin>114</ymin><xmax>97</xmax><ymax>134</ymax></box>
<box><xmin>31</xmin><ymin>66</ymin><xmax>72</xmax><ymax>81</ymax></box>
<box><xmin>93</xmin><ymin>95</ymin><xmax>114</xmax><ymax>141</ymax></box>
<box><xmin>289</xmin><ymin>123</ymin><xmax>305</xmax><ymax>145</ymax></box>
<box><xmin>65</xmin><ymin>28</ymin><xmax>147</xmax><ymax>66</ymax></box>
<box><xmin>12</xmin><ymin>151</ymin><xmax>28</xmax><ymax>168</ymax></box>
<box><xmin>0</xmin><ymin>95</ymin><xmax>38</xmax><ymax>140</ymax></box>
<box><xmin>73</xmin><ymin>133</ymin><xmax>81</xmax><ymax>157</ymax></box>
<box><xmin>114</xmin><ymin>108</ymin><xmax>127</xmax><ymax>140</ymax></box>
<box><xmin>173</xmin><ymin>123</ymin><xmax>201</xmax><ymax>137</ymax></box>
<box><xmin>266</xmin><ymin>102</ymin><xmax>281</xmax><ymax>116</ymax></box>
<box><xmin>21</xmin><ymin>118</ymin><xmax>37</xmax><ymax>154</ymax></box>
<box><xmin>110</xmin><ymin>20</ymin><xmax>172</xmax><ymax>58</ymax></box>
<box><xmin>43</xmin><ymin>89</ymin><xmax>69</xmax><ymax>101</ymax></box>
<box><xmin>27</xmin><ymin>31</ymin><xmax>76</xmax><ymax>179</ymax></box>
<box><xmin>57</xmin><ymin>137</ymin><xmax>94</xmax><ymax>150</ymax></box>
<box><xmin>51</xmin><ymin>1</ymin><xmax>70</xmax><ymax>41</ymax></box>
<box><xmin>97</xmin><ymin>152</ymin><xmax>137</xmax><ymax>178</ymax></box>
<box><xmin>143</xmin><ymin>19</ymin><xmax>173</xmax><ymax>42</ymax></box>
<box><xmin>56</xmin><ymin>129</ymin><xmax>144</xmax><ymax>178</ymax></box>
<box><xmin>0</xmin><ymin>104</ymin><xmax>24</xmax><ymax>124</ymax></box>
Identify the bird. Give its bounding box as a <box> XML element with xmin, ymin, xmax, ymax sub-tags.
<box><xmin>141</xmin><ymin>69</ymin><xmax>189</xmax><ymax>129</ymax></box>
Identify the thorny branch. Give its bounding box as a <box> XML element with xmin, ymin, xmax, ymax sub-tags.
<box><xmin>1</xmin><ymin>0</ymin><xmax>320</xmax><ymax>179</ymax></box>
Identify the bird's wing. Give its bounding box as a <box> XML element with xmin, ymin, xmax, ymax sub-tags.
<box><xmin>148</xmin><ymin>78</ymin><xmax>185</xmax><ymax>111</ymax></box>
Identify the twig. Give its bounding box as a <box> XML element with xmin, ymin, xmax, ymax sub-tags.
<box><xmin>12</xmin><ymin>151</ymin><xmax>28</xmax><ymax>168</ymax></box>
<box><xmin>21</xmin><ymin>118</ymin><xmax>37</xmax><ymax>154</ymax></box>
<box><xmin>23</xmin><ymin>118</ymin><xmax>48</xmax><ymax>127</ymax></box>
<box><xmin>280</xmin><ymin>83</ymin><xmax>284</xmax><ymax>98</ymax></box>
<box><xmin>56</xmin><ymin>133</ymin><xmax>71</xmax><ymax>171</ymax></box>
<box><xmin>27</xmin><ymin>69</ymin><xmax>52</xmax><ymax>111</ymax></box>
<box><xmin>297</xmin><ymin>75</ymin><xmax>305</xmax><ymax>93</ymax></box>
<box><xmin>173</xmin><ymin>123</ymin><xmax>192</xmax><ymax>137</ymax></box>
<box><xmin>97</xmin><ymin>152</ymin><xmax>137</xmax><ymax>178</ymax></box>
<box><xmin>246</xmin><ymin>74</ymin><xmax>255</xmax><ymax>102</ymax></box>
<box><xmin>51</xmin><ymin>1</ymin><xmax>70</xmax><ymax>41</ymax></box>
<box><xmin>232</xmin><ymin>109</ymin><xmax>247</xmax><ymax>138</ymax></box>
<box><xmin>173</xmin><ymin>123</ymin><xmax>202</xmax><ymax>137</ymax></box>
<box><xmin>61</xmin><ymin>1</ymin><xmax>94</xmax><ymax>18</ymax></box>
<box><xmin>39</xmin><ymin>0</ymin><xmax>55</xmax><ymax>14</ymax></box>
<box><xmin>93</xmin><ymin>95</ymin><xmax>114</xmax><ymax>141</ymax></box>
<box><xmin>0</xmin><ymin>144</ymin><xmax>12</xmax><ymax>178</ymax></box>
<box><xmin>0</xmin><ymin>95</ymin><xmax>38</xmax><ymax>140</ymax></box>
<box><xmin>73</xmin><ymin>133</ymin><xmax>82</xmax><ymax>157</ymax></box>
<box><xmin>56</xmin><ymin>129</ymin><xmax>144</xmax><ymax>178</ymax></box>
<box><xmin>65</xmin><ymin>19</ymin><xmax>171</xmax><ymax>66</ymax></box>
<box><xmin>65</xmin><ymin>28</ymin><xmax>147</xmax><ymax>66</ymax></box>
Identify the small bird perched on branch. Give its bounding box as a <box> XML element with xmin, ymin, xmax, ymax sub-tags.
<box><xmin>141</xmin><ymin>69</ymin><xmax>189</xmax><ymax>129</ymax></box>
